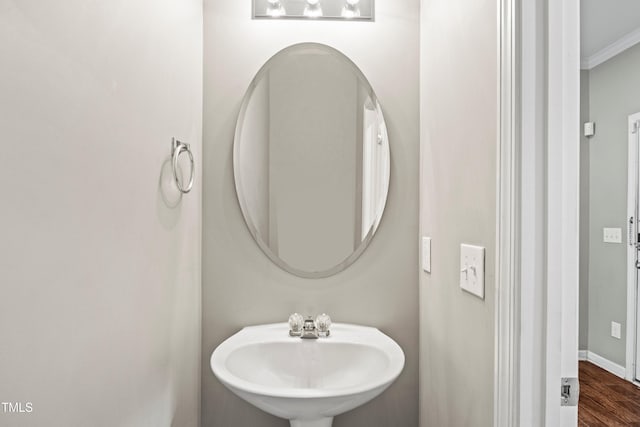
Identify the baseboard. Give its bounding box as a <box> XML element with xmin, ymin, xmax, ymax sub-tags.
<box><xmin>583</xmin><ymin>350</ymin><xmax>626</xmax><ymax>378</ymax></box>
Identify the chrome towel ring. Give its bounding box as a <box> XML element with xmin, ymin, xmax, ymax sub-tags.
<box><xmin>172</xmin><ymin>138</ymin><xmax>194</xmax><ymax>194</ymax></box>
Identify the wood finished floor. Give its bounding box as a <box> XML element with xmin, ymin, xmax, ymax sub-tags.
<box><xmin>579</xmin><ymin>361</ymin><xmax>640</xmax><ymax>426</ymax></box>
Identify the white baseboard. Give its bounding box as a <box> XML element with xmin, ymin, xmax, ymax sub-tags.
<box><xmin>581</xmin><ymin>350</ymin><xmax>626</xmax><ymax>378</ymax></box>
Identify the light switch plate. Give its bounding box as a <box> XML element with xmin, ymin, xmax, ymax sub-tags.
<box><xmin>603</xmin><ymin>227</ymin><xmax>622</xmax><ymax>244</ymax></box>
<box><xmin>422</xmin><ymin>237</ymin><xmax>431</xmax><ymax>273</ymax></box>
<box><xmin>611</xmin><ymin>321</ymin><xmax>621</xmax><ymax>339</ymax></box>
<box><xmin>460</xmin><ymin>244</ymin><xmax>485</xmax><ymax>299</ymax></box>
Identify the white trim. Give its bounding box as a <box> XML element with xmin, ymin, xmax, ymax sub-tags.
<box><xmin>495</xmin><ymin>0</ymin><xmax>519</xmax><ymax>425</ymax></box>
<box><xmin>579</xmin><ymin>349</ymin><xmax>626</xmax><ymax>378</ymax></box>
<box><xmin>583</xmin><ymin>351</ymin><xmax>626</xmax><ymax>379</ymax></box>
<box><xmin>581</xmin><ymin>27</ymin><xmax>640</xmax><ymax>70</ymax></box>
<box><xmin>546</xmin><ymin>0</ymin><xmax>580</xmax><ymax>425</ymax></box>
<box><xmin>518</xmin><ymin>0</ymin><xmax>579</xmax><ymax>424</ymax></box>
<box><xmin>626</xmin><ymin>113</ymin><xmax>640</xmax><ymax>382</ymax></box>
<box><xmin>518</xmin><ymin>1</ymin><xmax>546</xmax><ymax>425</ymax></box>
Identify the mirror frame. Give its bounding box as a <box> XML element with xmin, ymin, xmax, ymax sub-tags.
<box><xmin>233</xmin><ymin>42</ymin><xmax>390</xmax><ymax>278</ymax></box>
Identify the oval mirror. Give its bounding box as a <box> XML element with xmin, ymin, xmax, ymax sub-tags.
<box><xmin>233</xmin><ymin>43</ymin><xmax>390</xmax><ymax>278</ymax></box>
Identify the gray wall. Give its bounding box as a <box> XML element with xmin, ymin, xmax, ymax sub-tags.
<box><xmin>202</xmin><ymin>0</ymin><xmax>420</xmax><ymax>426</ymax></box>
<box><xmin>0</xmin><ymin>1</ymin><xmax>202</xmax><ymax>426</ymax></box>
<box><xmin>419</xmin><ymin>0</ymin><xmax>497</xmax><ymax>425</ymax></box>
<box><xmin>269</xmin><ymin>56</ymin><xmax>357</xmax><ymax>271</ymax></box>
<box><xmin>582</xmin><ymin>42</ymin><xmax>640</xmax><ymax>366</ymax></box>
<box><xmin>580</xmin><ymin>69</ymin><xmax>590</xmax><ymax>351</ymax></box>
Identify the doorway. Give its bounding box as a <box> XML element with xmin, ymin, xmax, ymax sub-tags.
<box><xmin>578</xmin><ymin>2</ymin><xmax>640</xmax><ymax>423</ymax></box>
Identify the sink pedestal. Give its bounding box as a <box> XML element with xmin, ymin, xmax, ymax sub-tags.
<box><xmin>290</xmin><ymin>417</ymin><xmax>333</xmax><ymax>427</ymax></box>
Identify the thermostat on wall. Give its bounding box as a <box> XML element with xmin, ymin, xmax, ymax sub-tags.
<box><xmin>584</xmin><ymin>122</ymin><xmax>595</xmax><ymax>137</ymax></box>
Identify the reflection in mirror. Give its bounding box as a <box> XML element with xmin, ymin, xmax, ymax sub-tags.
<box><xmin>234</xmin><ymin>43</ymin><xmax>390</xmax><ymax>278</ymax></box>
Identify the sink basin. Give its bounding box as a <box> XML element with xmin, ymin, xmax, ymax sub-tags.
<box><xmin>210</xmin><ymin>323</ymin><xmax>405</xmax><ymax>427</ymax></box>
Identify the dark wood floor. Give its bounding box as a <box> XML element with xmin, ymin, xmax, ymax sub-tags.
<box><xmin>579</xmin><ymin>361</ymin><xmax>640</xmax><ymax>426</ymax></box>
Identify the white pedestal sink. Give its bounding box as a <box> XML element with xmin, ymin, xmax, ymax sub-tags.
<box><xmin>210</xmin><ymin>323</ymin><xmax>404</xmax><ymax>427</ymax></box>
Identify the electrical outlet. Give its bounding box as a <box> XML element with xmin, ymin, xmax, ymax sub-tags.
<box><xmin>603</xmin><ymin>227</ymin><xmax>622</xmax><ymax>243</ymax></box>
<box><xmin>611</xmin><ymin>321</ymin><xmax>621</xmax><ymax>339</ymax></box>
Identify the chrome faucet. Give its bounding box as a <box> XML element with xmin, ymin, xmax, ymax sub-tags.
<box><xmin>288</xmin><ymin>313</ymin><xmax>331</xmax><ymax>338</ymax></box>
<box><xmin>301</xmin><ymin>317</ymin><xmax>318</xmax><ymax>339</ymax></box>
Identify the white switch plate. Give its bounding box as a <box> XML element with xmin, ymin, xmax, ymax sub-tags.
<box><xmin>611</xmin><ymin>321</ymin><xmax>621</xmax><ymax>339</ymax></box>
<box><xmin>603</xmin><ymin>227</ymin><xmax>622</xmax><ymax>243</ymax></box>
<box><xmin>421</xmin><ymin>237</ymin><xmax>431</xmax><ymax>273</ymax></box>
<box><xmin>460</xmin><ymin>244</ymin><xmax>485</xmax><ymax>299</ymax></box>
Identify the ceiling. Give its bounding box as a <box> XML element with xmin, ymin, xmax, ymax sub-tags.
<box><xmin>581</xmin><ymin>0</ymin><xmax>640</xmax><ymax>60</ymax></box>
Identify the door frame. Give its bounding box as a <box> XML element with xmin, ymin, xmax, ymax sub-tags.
<box><xmin>494</xmin><ymin>0</ymin><xmax>518</xmax><ymax>425</ymax></box>
<box><xmin>496</xmin><ymin>0</ymin><xmax>580</xmax><ymax>425</ymax></box>
<box><xmin>626</xmin><ymin>112</ymin><xmax>640</xmax><ymax>382</ymax></box>
<box><xmin>545</xmin><ymin>1</ymin><xmax>581</xmax><ymax>425</ymax></box>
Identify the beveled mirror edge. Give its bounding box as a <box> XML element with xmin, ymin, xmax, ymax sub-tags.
<box><xmin>232</xmin><ymin>42</ymin><xmax>390</xmax><ymax>279</ymax></box>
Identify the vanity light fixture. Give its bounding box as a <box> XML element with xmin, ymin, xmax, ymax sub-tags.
<box><xmin>252</xmin><ymin>0</ymin><xmax>374</xmax><ymax>21</ymax></box>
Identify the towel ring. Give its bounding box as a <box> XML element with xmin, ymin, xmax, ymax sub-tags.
<box><xmin>172</xmin><ymin>138</ymin><xmax>194</xmax><ymax>194</ymax></box>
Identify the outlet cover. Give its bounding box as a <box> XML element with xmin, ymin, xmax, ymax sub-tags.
<box><xmin>603</xmin><ymin>227</ymin><xmax>622</xmax><ymax>244</ymax></box>
<box><xmin>460</xmin><ymin>244</ymin><xmax>485</xmax><ymax>299</ymax></box>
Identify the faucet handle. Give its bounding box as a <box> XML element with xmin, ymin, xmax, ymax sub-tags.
<box><xmin>315</xmin><ymin>313</ymin><xmax>331</xmax><ymax>337</ymax></box>
<box><xmin>288</xmin><ymin>313</ymin><xmax>304</xmax><ymax>337</ymax></box>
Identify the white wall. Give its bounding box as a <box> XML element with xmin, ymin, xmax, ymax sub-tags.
<box><xmin>419</xmin><ymin>0</ymin><xmax>498</xmax><ymax>425</ymax></box>
<box><xmin>202</xmin><ymin>1</ymin><xmax>420</xmax><ymax>426</ymax></box>
<box><xmin>0</xmin><ymin>1</ymin><xmax>202</xmax><ymax>426</ymax></box>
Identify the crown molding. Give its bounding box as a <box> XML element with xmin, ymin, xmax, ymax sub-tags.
<box><xmin>581</xmin><ymin>27</ymin><xmax>640</xmax><ymax>70</ymax></box>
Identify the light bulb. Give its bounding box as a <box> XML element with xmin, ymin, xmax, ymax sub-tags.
<box><xmin>266</xmin><ymin>0</ymin><xmax>285</xmax><ymax>17</ymax></box>
<box><xmin>304</xmin><ymin>0</ymin><xmax>323</xmax><ymax>18</ymax></box>
<box><xmin>341</xmin><ymin>0</ymin><xmax>360</xmax><ymax>18</ymax></box>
